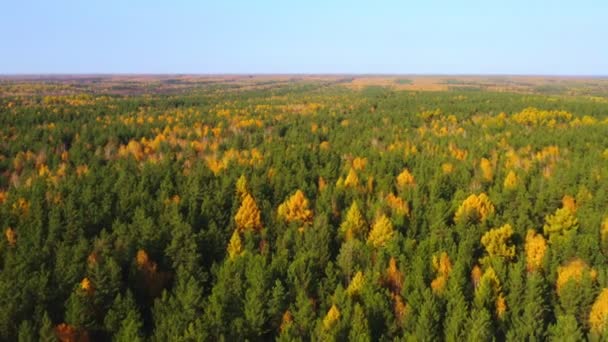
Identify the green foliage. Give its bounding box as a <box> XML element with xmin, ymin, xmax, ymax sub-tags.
<box><xmin>0</xmin><ymin>78</ymin><xmax>607</xmax><ymax>339</ymax></box>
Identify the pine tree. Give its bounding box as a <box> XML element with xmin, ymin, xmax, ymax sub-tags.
<box><xmin>414</xmin><ymin>289</ymin><xmax>441</xmax><ymax>342</ymax></box>
<box><xmin>481</xmin><ymin>224</ymin><xmax>516</xmax><ymax>260</ymax></box>
<box><xmin>339</xmin><ymin>201</ymin><xmax>367</xmax><ymax>240</ymax></box>
<box><xmin>547</xmin><ymin>315</ymin><xmax>583</xmax><ymax>342</ymax></box>
<box><xmin>349</xmin><ymin>304</ymin><xmax>371</xmax><ymax>342</ymax></box>
<box><xmin>277</xmin><ymin>190</ymin><xmax>313</xmax><ymax>226</ymax></box>
<box><xmin>467</xmin><ymin>308</ymin><xmax>493</xmax><ymax>341</ymax></box>
<box><xmin>235</xmin><ymin>193</ymin><xmax>263</xmax><ymax>232</ymax></box>
<box><xmin>367</xmin><ymin>214</ymin><xmax>394</xmax><ymax>248</ymax></box>
<box><xmin>38</xmin><ymin>312</ymin><xmax>56</xmax><ymax>342</ymax></box>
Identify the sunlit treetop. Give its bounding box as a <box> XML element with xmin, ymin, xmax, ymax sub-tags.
<box><xmin>235</xmin><ymin>194</ymin><xmax>263</xmax><ymax>232</ymax></box>
<box><xmin>277</xmin><ymin>190</ymin><xmax>313</xmax><ymax>226</ymax></box>
<box><xmin>454</xmin><ymin>193</ymin><xmax>495</xmax><ymax>225</ymax></box>
<box><xmin>481</xmin><ymin>224</ymin><xmax>516</xmax><ymax>260</ymax></box>
<box><xmin>367</xmin><ymin>214</ymin><xmax>394</xmax><ymax>248</ymax></box>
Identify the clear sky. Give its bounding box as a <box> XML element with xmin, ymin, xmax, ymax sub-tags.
<box><xmin>2</xmin><ymin>0</ymin><xmax>607</xmax><ymax>75</ymax></box>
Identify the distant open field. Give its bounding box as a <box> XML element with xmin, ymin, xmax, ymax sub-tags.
<box><xmin>2</xmin><ymin>75</ymin><xmax>608</xmax><ymax>98</ymax></box>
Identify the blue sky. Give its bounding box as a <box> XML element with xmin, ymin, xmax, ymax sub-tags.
<box><xmin>1</xmin><ymin>0</ymin><xmax>607</xmax><ymax>74</ymax></box>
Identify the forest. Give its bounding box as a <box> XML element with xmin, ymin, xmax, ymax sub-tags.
<box><xmin>1</xmin><ymin>76</ymin><xmax>608</xmax><ymax>341</ymax></box>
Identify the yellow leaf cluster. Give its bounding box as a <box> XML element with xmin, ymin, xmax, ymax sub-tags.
<box><xmin>441</xmin><ymin>162</ymin><xmax>454</xmax><ymax>175</ymax></box>
<box><xmin>319</xmin><ymin>141</ymin><xmax>330</xmax><ymax>150</ymax></box>
<box><xmin>454</xmin><ymin>193</ymin><xmax>495</xmax><ymax>225</ymax></box>
<box><xmin>340</xmin><ymin>202</ymin><xmax>367</xmax><ymax>240</ymax></box>
<box><xmin>496</xmin><ymin>293</ymin><xmax>507</xmax><ymax>320</ymax></box>
<box><xmin>367</xmin><ymin>214</ymin><xmax>394</xmax><ymax>248</ymax></box>
<box><xmin>431</xmin><ymin>252</ymin><xmax>452</xmax><ymax>295</ymax></box>
<box><xmin>0</xmin><ymin>191</ymin><xmax>7</xmax><ymax>204</ymax></box>
<box><xmin>589</xmin><ymin>288</ymin><xmax>608</xmax><ymax>335</ymax></box>
<box><xmin>346</xmin><ymin>271</ymin><xmax>365</xmax><ymax>297</ymax></box>
<box><xmin>277</xmin><ymin>190</ymin><xmax>313</xmax><ymax>225</ymax></box>
<box><xmin>12</xmin><ymin>198</ymin><xmax>29</xmax><ymax>216</ymax></box>
<box><xmin>512</xmin><ymin>107</ymin><xmax>573</xmax><ymax>126</ymax></box>
<box><xmin>235</xmin><ymin>174</ymin><xmax>248</xmax><ymax>200</ymax></box>
<box><xmin>543</xmin><ymin>207</ymin><xmax>578</xmax><ymax>240</ymax></box>
<box><xmin>280</xmin><ymin>310</ymin><xmax>293</xmax><ymax>333</ymax></box>
<box><xmin>480</xmin><ymin>158</ymin><xmax>493</xmax><ymax>182</ymax></box>
<box><xmin>351</xmin><ymin>157</ymin><xmax>367</xmax><ymax>171</ymax></box>
<box><xmin>323</xmin><ymin>304</ymin><xmax>341</xmax><ymax>330</ymax></box>
<box><xmin>503</xmin><ymin>170</ymin><xmax>518</xmax><ymax>191</ymax></box>
<box><xmin>471</xmin><ymin>265</ymin><xmax>483</xmax><ymax>289</ymax></box>
<box><xmin>386</xmin><ymin>193</ymin><xmax>409</xmax><ymax>217</ymax></box>
<box><xmin>385</xmin><ymin>257</ymin><xmax>403</xmax><ymax>294</ymax></box>
<box><xmin>344</xmin><ymin>168</ymin><xmax>359</xmax><ymax>188</ymax></box>
<box><xmin>449</xmin><ymin>143</ymin><xmax>468</xmax><ymax>160</ymax></box>
<box><xmin>235</xmin><ymin>194</ymin><xmax>263</xmax><ymax>232</ymax></box>
<box><xmin>227</xmin><ymin>230</ymin><xmax>244</xmax><ymax>259</ymax></box>
<box><xmin>396</xmin><ymin>168</ymin><xmax>415</xmax><ymax>188</ymax></box>
<box><xmin>556</xmin><ymin>258</ymin><xmax>597</xmax><ymax>294</ymax></box>
<box><xmin>561</xmin><ymin>195</ymin><xmax>577</xmax><ymax>213</ymax></box>
<box><xmin>481</xmin><ymin>224</ymin><xmax>516</xmax><ymax>260</ymax></box>
<box><xmin>524</xmin><ymin>230</ymin><xmax>547</xmax><ymax>272</ymax></box>
<box><xmin>80</xmin><ymin>277</ymin><xmax>94</xmax><ymax>295</ymax></box>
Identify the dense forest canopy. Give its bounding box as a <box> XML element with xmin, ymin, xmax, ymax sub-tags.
<box><xmin>1</xmin><ymin>76</ymin><xmax>608</xmax><ymax>341</ymax></box>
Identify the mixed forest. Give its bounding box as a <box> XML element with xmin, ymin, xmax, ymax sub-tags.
<box><xmin>1</xmin><ymin>76</ymin><xmax>608</xmax><ymax>341</ymax></box>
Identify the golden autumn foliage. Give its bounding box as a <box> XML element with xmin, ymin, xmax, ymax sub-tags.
<box><xmin>235</xmin><ymin>194</ymin><xmax>263</xmax><ymax>232</ymax></box>
<box><xmin>385</xmin><ymin>193</ymin><xmax>409</xmax><ymax>217</ymax></box>
<box><xmin>396</xmin><ymin>168</ymin><xmax>415</xmax><ymax>189</ymax></box>
<box><xmin>277</xmin><ymin>190</ymin><xmax>313</xmax><ymax>225</ymax></box>
<box><xmin>235</xmin><ymin>174</ymin><xmax>249</xmax><ymax>200</ymax></box>
<box><xmin>385</xmin><ymin>257</ymin><xmax>403</xmax><ymax>294</ymax></box>
<box><xmin>367</xmin><ymin>214</ymin><xmax>394</xmax><ymax>248</ymax></box>
<box><xmin>556</xmin><ymin>259</ymin><xmax>597</xmax><ymax>295</ymax></box>
<box><xmin>471</xmin><ymin>265</ymin><xmax>483</xmax><ymax>289</ymax></box>
<box><xmin>512</xmin><ymin>107</ymin><xmax>573</xmax><ymax>126</ymax></box>
<box><xmin>344</xmin><ymin>168</ymin><xmax>360</xmax><ymax>188</ymax></box>
<box><xmin>5</xmin><ymin>227</ymin><xmax>16</xmax><ymax>247</ymax></box>
<box><xmin>454</xmin><ymin>193</ymin><xmax>495</xmax><ymax>225</ymax></box>
<box><xmin>481</xmin><ymin>224</ymin><xmax>516</xmax><ymax>260</ymax></box>
<box><xmin>431</xmin><ymin>252</ymin><xmax>453</xmax><ymax>295</ymax></box>
<box><xmin>543</xmin><ymin>207</ymin><xmax>578</xmax><ymax>240</ymax></box>
<box><xmin>319</xmin><ymin>141</ymin><xmax>330</xmax><ymax>150</ymax></box>
<box><xmin>227</xmin><ymin>230</ymin><xmax>244</xmax><ymax>259</ymax></box>
<box><xmin>323</xmin><ymin>304</ymin><xmax>340</xmax><ymax>330</ymax></box>
<box><xmin>280</xmin><ymin>310</ymin><xmax>293</xmax><ymax>333</ymax></box>
<box><xmin>496</xmin><ymin>294</ymin><xmax>507</xmax><ymax>320</ymax></box>
<box><xmin>80</xmin><ymin>277</ymin><xmax>94</xmax><ymax>295</ymax></box>
<box><xmin>503</xmin><ymin>170</ymin><xmax>518</xmax><ymax>190</ymax></box>
<box><xmin>441</xmin><ymin>162</ymin><xmax>454</xmax><ymax>174</ymax></box>
<box><xmin>524</xmin><ymin>230</ymin><xmax>547</xmax><ymax>272</ymax></box>
<box><xmin>561</xmin><ymin>195</ymin><xmax>577</xmax><ymax>213</ymax></box>
<box><xmin>351</xmin><ymin>157</ymin><xmax>367</xmax><ymax>171</ymax></box>
<box><xmin>393</xmin><ymin>294</ymin><xmax>408</xmax><ymax>325</ymax></box>
<box><xmin>339</xmin><ymin>202</ymin><xmax>367</xmax><ymax>240</ymax></box>
<box><xmin>589</xmin><ymin>288</ymin><xmax>608</xmax><ymax>335</ymax></box>
<box><xmin>346</xmin><ymin>271</ymin><xmax>365</xmax><ymax>297</ymax></box>
<box><xmin>480</xmin><ymin>158</ymin><xmax>493</xmax><ymax>182</ymax></box>
<box><xmin>12</xmin><ymin>197</ymin><xmax>30</xmax><ymax>216</ymax></box>
<box><xmin>0</xmin><ymin>191</ymin><xmax>7</xmax><ymax>204</ymax></box>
